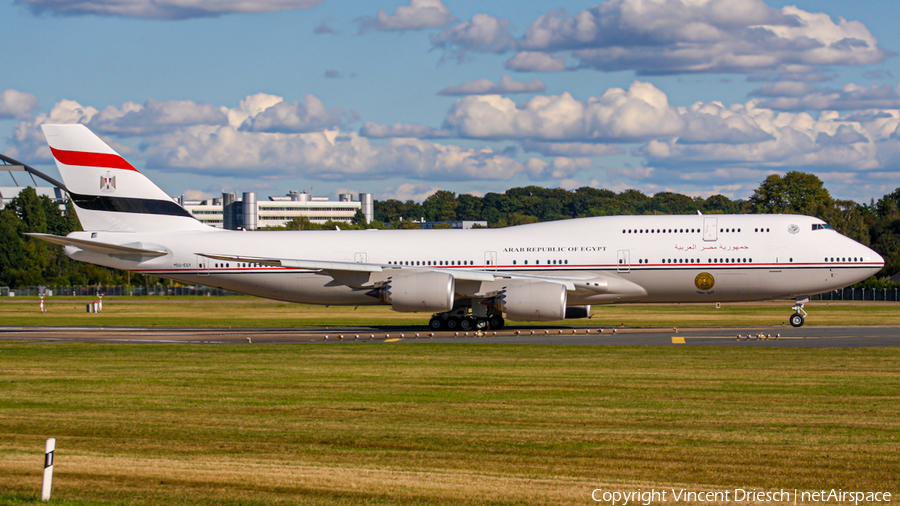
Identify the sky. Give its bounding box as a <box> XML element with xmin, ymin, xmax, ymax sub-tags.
<box><xmin>2</xmin><ymin>0</ymin><xmax>900</xmax><ymax>204</ymax></box>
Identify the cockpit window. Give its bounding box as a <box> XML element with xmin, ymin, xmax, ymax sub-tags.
<box><xmin>812</xmin><ymin>223</ymin><xmax>834</xmax><ymax>231</ymax></box>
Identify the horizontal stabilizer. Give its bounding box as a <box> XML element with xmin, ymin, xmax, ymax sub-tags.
<box><xmin>26</xmin><ymin>233</ymin><xmax>168</xmax><ymax>259</ymax></box>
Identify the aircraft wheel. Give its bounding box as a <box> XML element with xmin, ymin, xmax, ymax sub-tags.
<box><xmin>429</xmin><ymin>317</ymin><xmax>444</xmax><ymax>331</ymax></box>
<box><xmin>790</xmin><ymin>313</ymin><xmax>805</xmax><ymax>328</ymax></box>
<box><xmin>489</xmin><ymin>316</ymin><xmax>505</xmax><ymax>330</ymax></box>
<box><xmin>475</xmin><ymin>318</ymin><xmax>489</xmax><ymax>330</ymax></box>
<box><xmin>445</xmin><ymin>317</ymin><xmax>460</xmax><ymax>330</ymax></box>
<box><xmin>459</xmin><ymin>317</ymin><xmax>475</xmax><ymax>331</ymax></box>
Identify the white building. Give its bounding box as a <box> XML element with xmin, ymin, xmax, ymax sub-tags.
<box><xmin>178</xmin><ymin>190</ymin><xmax>374</xmax><ymax>230</ymax></box>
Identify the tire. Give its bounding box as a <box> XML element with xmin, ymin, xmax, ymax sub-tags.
<box><xmin>489</xmin><ymin>316</ymin><xmax>505</xmax><ymax>330</ymax></box>
<box><xmin>475</xmin><ymin>318</ymin><xmax>489</xmax><ymax>330</ymax></box>
<box><xmin>429</xmin><ymin>317</ymin><xmax>444</xmax><ymax>330</ymax></box>
<box><xmin>459</xmin><ymin>317</ymin><xmax>474</xmax><ymax>331</ymax></box>
<box><xmin>446</xmin><ymin>317</ymin><xmax>460</xmax><ymax>330</ymax></box>
<box><xmin>790</xmin><ymin>313</ymin><xmax>804</xmax><ymax>327</ymax></box>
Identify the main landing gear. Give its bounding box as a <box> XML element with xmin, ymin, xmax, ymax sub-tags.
<box><xmin>429</xmin><ymin>308</ymin><xmax>505</xmax><ymax>331</ymax></box>
<box><xmin>790</xmin><ymin>297</ymin><xmax>809</xmax><ymax>327</ymax></box>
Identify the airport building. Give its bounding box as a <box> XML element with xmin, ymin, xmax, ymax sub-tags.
<box><xmin>177</xmin><ymin>190</ymin><xmax>375</xmax><ymax>230</ymax></box>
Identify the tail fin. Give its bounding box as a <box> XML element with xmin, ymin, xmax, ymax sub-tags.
<box><xmin>41</xmin><ymin>124</ymin><xmax>208</xmax><ymax>232</ymax></box>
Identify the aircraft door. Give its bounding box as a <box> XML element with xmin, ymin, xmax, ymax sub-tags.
<box><xmin>703</xmin><ymin>217</ymin><xmax>718</xmax><ymax>242</ymax></box>
<box><xmin>196</xmin><ymin>255</ymin><xmax>209</xmax><ymax>277</ymax></box>
<box><xmin>484</xmin><ymin>251</ymin><xmax>497</xmax><ymax>271</ymax></box>
<box><xmin>354</xmin><ymin>252</ymin><xmax>367</xmax><ymax>263</ymax></box>
<box><xmin>617</xmin><ymin>250</ymin><xmax>631</xmax><ymax>273</ymax></box>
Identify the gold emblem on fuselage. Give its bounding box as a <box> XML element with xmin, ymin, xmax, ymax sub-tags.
<box><xmin>695</xmin><ymin>272</ymin><xmax>715</xmax><ymax>290</ymax></box>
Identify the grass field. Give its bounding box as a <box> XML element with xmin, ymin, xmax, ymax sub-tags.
<box><xmin>1</xmin><ymin>296</ymin><xmax>899</xmax><ymax>327</ymax></box>
<box><xmin>1</xmin><ymin>343</ymin><xmax>899</xmax><ymax>505</ymax></box>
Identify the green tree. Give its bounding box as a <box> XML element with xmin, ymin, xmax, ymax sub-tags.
<box><xmin>351</xmin><ymin>208</ymin><xmax>368</xmax><ymax>227</ymax></box>
<box><xmin>703</xmin><ymin>194</ymin><xmax>741</xmax><ymax>214</ymax></box>
<box><xmin>456</xmin><ymin>194</ymin><xmax>483</xmax><ymax>221</ymax></box>
<box><xmin>750</xmin><ymin>172</ymin><xmax>832</xmax><ymax>215</ymax></box>
<box><xmin>0</xmin><ymin>208</ymin><xmax>26</xmax><ymax>286</ymax></box>
<box><xmin>284</xmin><ymin>216</ymin><xmax>320</xmax><ymax>230</ymax></box>
<box><xmin>422</xmin><ymin>190</ymin><xmax>458</xmax><ymax>222</ymax></box>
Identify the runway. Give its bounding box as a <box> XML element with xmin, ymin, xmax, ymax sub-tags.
<box><xmin>1</xmin><ymin>324</ymin><xmax>899</xmax><ymax>347</ymax></box>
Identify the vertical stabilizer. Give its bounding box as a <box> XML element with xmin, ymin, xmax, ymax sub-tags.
<box><xmin>41</xmin><ymin>124</ymin><xmax>208</xmax><ymax>232</ymax></box>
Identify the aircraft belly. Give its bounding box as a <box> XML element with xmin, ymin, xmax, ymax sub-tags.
<box><xmin>616</xmin><ymin>266</ymin><xmax>876</xmax><ymax>303</ymax></box>
<box><xmin>163</xmin><ymin>272</ymin><xmax>380</xmax><ymax>305</ymax></box>
<box><xmin>607</xmin><ymin>269</ymin><xmax>798</xmax><ymax>303</ymax></box>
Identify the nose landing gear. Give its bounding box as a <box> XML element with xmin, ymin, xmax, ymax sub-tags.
<box><xmin>790</xmin><ymin>297</ymin><xmax>809</xmax><ymax>327</ymax></box>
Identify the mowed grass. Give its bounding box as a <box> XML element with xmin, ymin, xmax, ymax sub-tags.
<box><xmin>1</xmin><ymin>297</ymin><xmax>899</xmax><ymax>327</ymax></box>
<box><xmin>0</xmin><ymin>343</ymin><xmax>899</xmax><ymax>505</ymax></box>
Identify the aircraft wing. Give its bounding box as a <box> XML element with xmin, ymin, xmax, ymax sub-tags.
<box><xmin>198</xmin><ymin>253</ymin><xmax>498</xmax><ymax>282</ymax></box>
<box><xmin>26</xmin><ymin>233</ymin><xmax>168</xmax><ymax>260</ymax></box>
<box><xmin>195</xmin><ymin>253</ymin><xmax>650</xmax><ymax>297</ymax></box>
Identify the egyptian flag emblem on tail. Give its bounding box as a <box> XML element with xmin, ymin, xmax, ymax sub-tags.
<box><xmin>101</xmin><ymin>172</ymin><xmax>116</xmax><ymax>193</ymax></box>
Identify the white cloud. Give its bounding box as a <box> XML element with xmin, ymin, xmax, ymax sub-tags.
<box><xmin>504</xmin><ymin>52</ymin><xmax>568</xmax><ymax>72</ymax></box>
<box><xmin>359</xmin><ymin>122</ymin><xmax>448</xmax><ymax>138</ymax></box>
<box><xmin>438</xmin><ymin>75</ymin><xmax>547</xmax><ymax>96</ymax></box>
<box><xmin>379</xmin><ymin>183</ymin><xmax>441</xmax><ymax>202</ymax></box>
<box><xmin>358</xmin><ymin>0</ymin><xmax>455</xmax><ymax>32</ymax></box>
<box><xmin>18</xmin><ymin>0</ymin><xmax>321</xmax><ymax>20</ymax></box>
<box><xmin>431</xmin><ymin>13</ymin><xmax>514</xmax><ymax>60</ymax></box>
<box><xmin>0</xmin><ymin>89</ymin><xmax>39</xmax><ymax>119</ymax></box>
<box><xmin>7</xmin><ymin>94</ymin><xmax>550</xmax><ymax>184</ymax></box>
<box><xmin>524</xmin><ymin>156</ymin><xmax>592</xmax><ymax>179</ymax></box>
<box><xmin>239</xmin><ymin>95</ymin><xmax>345</xmax><ymax>133</ymax></box>
<box><xmin>750</xmin><ymin>82</ymin><xmax>900</xmax><ymax>111</ymax></box>
<box><xmin>678</xmin><ymin>101</ymin><xmax>773</xmax><ymax>144</ymax></box>
<box><xmin>515</xmin><ymin>0</ymin><xmax>884</xmax><ymax>75</ymax></box>
<box><xmin>225</xmin><ymin>93</ymin><xmax>284</xmax><ymax>129</ymax></box>
<box><xmin>6</xmin><ymin>99</ymin><xmax>99</xmax><ymax>162</ymax></box>
<box><xmin>141</xmin><ymin>125</ymin><xmax>549</xmax><ymax>182</ymax></box>
<box><xmin>521</xmin><ymin>140</ymin><xmax>623</xmax><ymax>157</ymax></box>
<box><xmin>89</xmin><ymin>98</ymin><xmax>229</xmax><ymax>136</ymax></box>
<box><xmin>637</xmin><ymin>102</ymin><xmax>884</xmax><ymax>172</ymax></box>
<box><xmin>182</xmin><ymin>189</ymin><xmax>216</xmax><ymax>201</ymax></box>
<box><xmin>444</xmin><ymin>81</ymin><xmax>684</xmax><ymax>142</ymax></box>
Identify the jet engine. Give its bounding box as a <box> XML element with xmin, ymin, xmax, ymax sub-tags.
<box><xmin>496</xmin><ymin>282</ymin><xmax>567</xmax><ymax>321</ymax></box>
<box><xmin>367</xmin><ymin>271</ymin><xmax>455</xmax><ymax>312</ymax></box>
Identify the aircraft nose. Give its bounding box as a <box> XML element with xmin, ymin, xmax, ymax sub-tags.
<box><xmin>864</xmin><ymin>244</ymin><xmax>885</xmax><ymax>274</ymax></box>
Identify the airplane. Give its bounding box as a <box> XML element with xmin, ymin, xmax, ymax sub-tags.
<box><xmin>28</xmin><ymin>124</ymin><xmax>884</xmax><ymax>330</ymax></box>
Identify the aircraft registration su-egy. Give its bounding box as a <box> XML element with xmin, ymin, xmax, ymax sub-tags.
<box><xmin>30</xmin><ymin>124</ymin><xmax>884</xmax><ymax>330</ymax></box>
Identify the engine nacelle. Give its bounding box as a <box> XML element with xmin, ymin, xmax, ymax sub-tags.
<box><xmin>565</xmin><ymin>305</ymin><xmax>591</xmax><ymax>319</ymax></box>
<box><xmin>497</xmin><ymin>282</ymin><xmax>567</xmax><ymax>321</ymax></box>
<box><xmin>371</xmin><ymin>271</ymin><xmax>455</xmax><ymax>312</ymax></box>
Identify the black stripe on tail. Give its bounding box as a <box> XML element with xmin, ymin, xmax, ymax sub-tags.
<box><xmin>70</xmin><ymin>192</ymin><xmax>194</xmax><ymax>218</ymax></box>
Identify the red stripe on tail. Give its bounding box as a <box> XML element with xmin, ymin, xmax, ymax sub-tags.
<box><xmin>50</xmin><ymin>147</ymin><xmax>139</xmax><ymax>172</ymax></box>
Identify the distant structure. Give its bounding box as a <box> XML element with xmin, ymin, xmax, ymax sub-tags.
<box><xmin>2</xmin><ymin>156</ymin><xmax>68</xmax><ymax>211</ymax></box>
<box><xmin>177</xmin><ymin>190</ymin><xmax>375</xmax><ymax>230</ymax></box>
<box><xmin>0</xmin><ymin>186</ymin><xmax>67</xmax><ymax>210</ymax></box>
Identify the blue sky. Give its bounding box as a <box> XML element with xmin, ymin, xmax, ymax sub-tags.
<box><xmin>2</xmin><ymin>0</ymin><xmax>899</xmax><ymax>203</ymax></box>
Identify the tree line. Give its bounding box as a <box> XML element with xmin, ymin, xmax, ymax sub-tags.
<box><xmin>2</xmin><ymin>171</ymin><xmax>898</xmax><ymax>288</ymax></box>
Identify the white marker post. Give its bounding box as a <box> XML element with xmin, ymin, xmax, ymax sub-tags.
<box><xmin>41</xmin><ymin>438</ymin><xmax>55</xmax><ymax>501</ymax></box>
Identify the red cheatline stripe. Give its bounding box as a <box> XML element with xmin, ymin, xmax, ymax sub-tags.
<box><xmin>50</xmin><ymin>147</ymin><xmax>138</xmax><ymax>172</ymax></box>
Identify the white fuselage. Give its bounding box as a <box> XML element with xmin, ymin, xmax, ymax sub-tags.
<box><xmin>64</xmin><ymin>213</ymin><xmax>883</xmax><ymax>308</ymax></box>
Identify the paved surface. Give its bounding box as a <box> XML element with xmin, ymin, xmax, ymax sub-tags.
<box><xmin>1</xmin><ymin>325</ymin><xmax>899</xmax><ymax>347</ymax></box>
